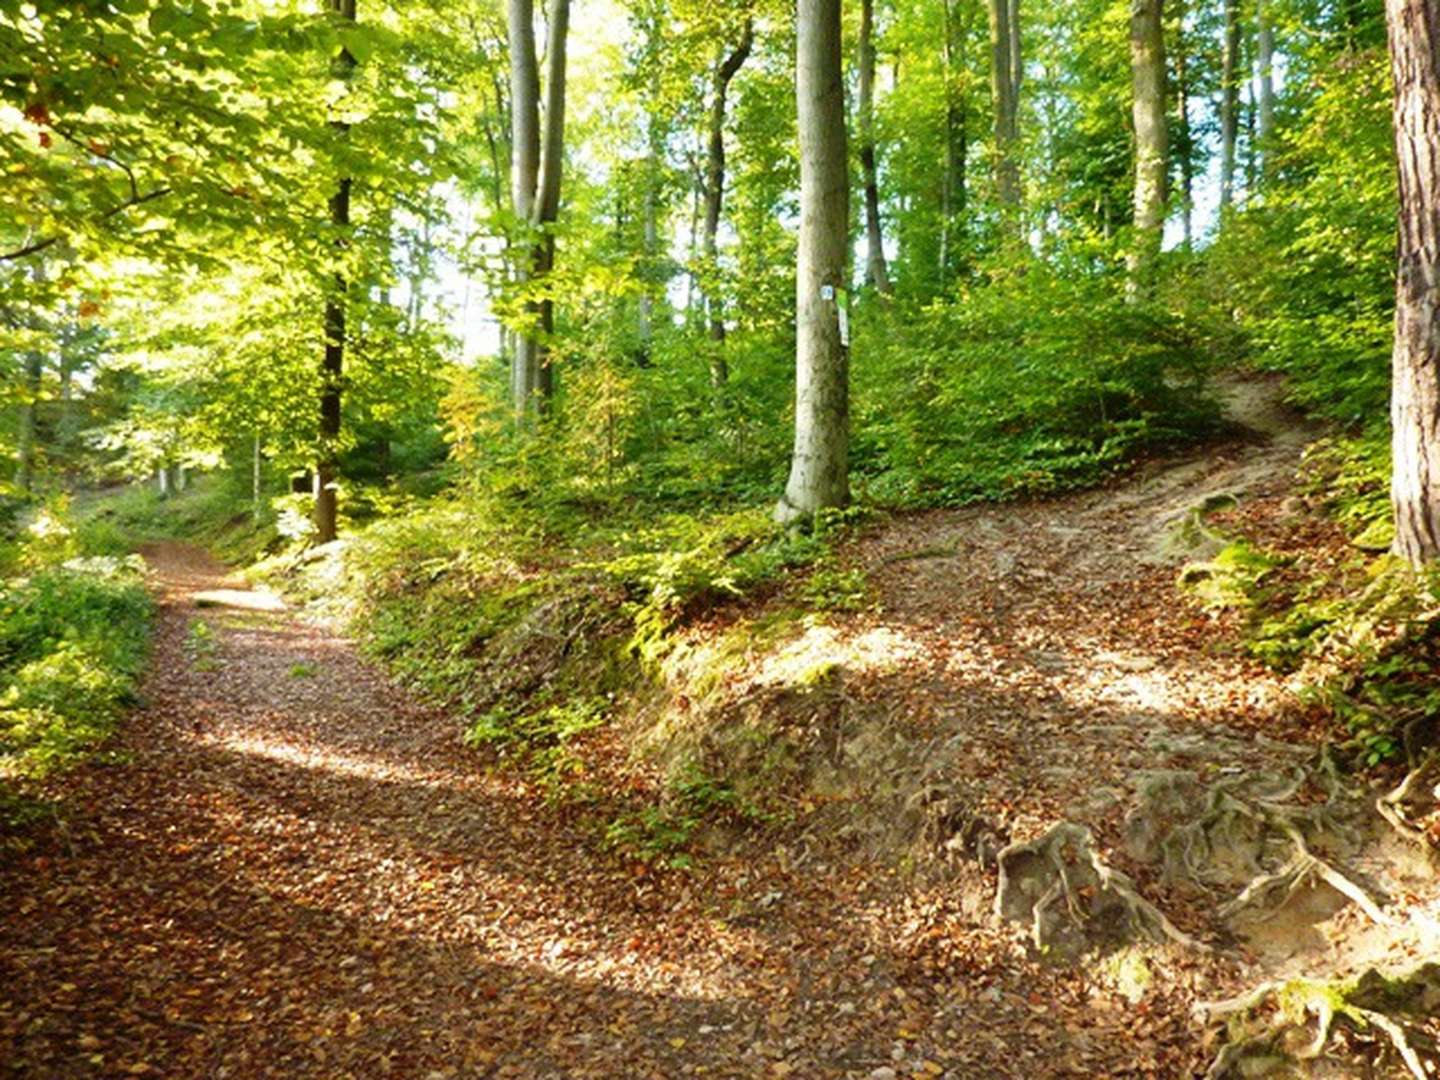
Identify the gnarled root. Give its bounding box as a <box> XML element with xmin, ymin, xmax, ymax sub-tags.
<box><xmin>1196</xmin><ymin>967</ymin><xmax>1440</xmax><ymax>1080</ymax></box>
<box><xmin>1378</xmin><ymin>751</ymin><xmax>1440</xmax><ymax>848</ymax></box>
<box><xmin>1218</xmin><ymin>817</ymin><xmax>1393</xmax><ymax>928</ymax></box>
<box><xmin>995</xmin><ymin>821</ymin><xmax>1201</xmax><ymax>958</ymax></box>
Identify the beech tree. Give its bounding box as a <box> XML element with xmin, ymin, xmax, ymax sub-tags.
<box><xmin>508</xmin><ymin>0</ymin><xmax>572</xmax><ymax>418</ymax></box>
<box><xmin>1127</xmin><ymin>0</ymin><xmax>1167</xmax><ymax>293</ymax></box>
<box><xmin>315</xmin><ymin>0</ymin><xmax>357</xmax><ymax>545</ymax></box>
<box><xmin>701</xmin><ymin>17</ymin><xmax>754</xmax><ymax>381</ymax></box>
<box><xmin>1386</xmin><ymin>0</ymin><xmax>1440</xmax><ymax>564</ymax></box>
<box><xmin>778</xmin><ymin>0</ymin><xmax>849</xmax><ymax>522</ymax></box>
<box><xmin>986</xmin><ymin>0</ymin><xmax>1020</xmax><ymax>210</ymax></box>
<box><xmin>1218</xmin><ymin>0</ymin><xmax>1240</xmax><ymax>213</ymax></box>
<box><xmin>858</xmin><ymin>0</ymin><xmax>891</xmax><ymax>293</ymax></box>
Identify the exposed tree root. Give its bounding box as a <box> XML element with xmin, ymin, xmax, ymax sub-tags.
<box><xmin>1196</xmin><ymin>966</ymin><xmax>1440</xmax><ymax>1080</ymax></box>
<box><xmin>1217</xmin><ymin>816</ymin><xmax>1393</xmax><ymax>927</ymax></box>
<box><xmin>995</xmin><ymin>821</ymin><xmax>1201</xmax><ymax>957</ymax></box>
<box><xmin>1378</xmin><ymin>751</ymin><xmax>1440</xmax><ymax>848</ymax></box>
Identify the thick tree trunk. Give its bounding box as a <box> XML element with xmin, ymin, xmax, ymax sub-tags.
<box><xmin>778</xmin><ymin>0</ymin><xmax>849</xmax><ymax>523</ymax></box>
<box><xmin>858</xmin><ymin>0</ymin><xmax>891</xmax><ymax>294</ymax></box>
<box><xmin>1256</xmin><ymin>0</ymin><xmax>1275</xmax><ymax>151</ymax></box>
<box><xmin>1126</xmin><ymin>0</ymin><xmax>1167</xmax><ymax>295</ymax></box>
<box><xmin>1219</xmin><ymin>0</ymin><xmax>1239</xmax><ymax>213</ymax></box>
<box><xmin>508</xmin><ymin>0</ymin><xmax>542</xmax><ymax>416</ymax></box>
<box><xmin>986</xmin><ymin>0</ymin><xmax>1020</xmax><ymax>211</ymax></box>
<box><xmin>702</xmin><ymin>20</ymin><xmax>753</xmax><ymax>381</ymax></box>
<box><xmin>1387</xmin><ymin>0</ymin><xmax>1440</xmax><ymax>564</ymax></box>
<box><xmin>315</xmin><ymin>0</ymin><xmax>355</xmax><ymax>546</ymax></box>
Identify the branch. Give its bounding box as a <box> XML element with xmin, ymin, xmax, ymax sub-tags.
<box><xmin>1</xmin><ymin>186</ymin><xmax>172</xmax><ymax>263</ymax></box>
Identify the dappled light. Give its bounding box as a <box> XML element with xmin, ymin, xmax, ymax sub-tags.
<box><xmin>5</xmin><ymin>0</ymin><xmax>1440</xmax><ymax>1075</ymax></box>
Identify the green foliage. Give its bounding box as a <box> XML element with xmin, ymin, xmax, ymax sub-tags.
<box><xmin>800</xmin><ymin>562</ymin><xmax>871</xmax><ymax>613</ymax></box>
<box><xmin>1178</xmin><ymin>542</ymin><xmax>1290</xmax><ymax>611</ymax></box>
<box><xmin>853</xmin><ymin>264</ymin><xmax>1221</xmax><ymax>507</ymax></box>
<box><xmin>0</xmin><ymin>560</ymin><xmax>152</xmax><ymax>780</ymax></box>
<box><xmin>1205</xmin><ymin>44</ymin><xmax>1394</xmax><ymax>430</ymax></box>
<box><xmin>463</xmin><ymin>696</ymin><xmax>609</xmax><ymax>788</ymax></box>
<box><xmin>602</xmin><ymin>760</ymin><xmax>765</xmax><ymax>867</ymax></box>
<box><xmin>184</xmin><ymin>619</ymin><xmax>219</xmax><ymax>672</ymax></box>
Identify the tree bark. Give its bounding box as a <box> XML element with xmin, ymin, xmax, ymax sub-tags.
<box><xmin>1126</xmin><ymin>0</ymin><xmax>1167</xmax><ymax>296</ymax></box>
<box><xmin>1387</xmin><ymin>0</ymin><xmax>1440</xmax><ymax>564</ymax></box>
<box><xmin>1256</xmin><ymin>0</ymin><xmax>1275</xmax><ymax>152</ymax></box>
<box><xmin>315</xmin><ymin>0</ymin><xmax>356</xmax><ymax>545</ymax></box>
<box><xmin>702</xmin><ymin>20</ymin><xmax>753</xmax><ymax>381</ymax></box>
<box><xmin>1219</xmin><ymin>0</ymin><xmax>1239</xmax><ymax>213</ymax></box>
<box><xmin>532</xmin><ymin>0</ymin><xmax>571</xmax><ymax>404</ymax></box>
<box><xmin>507</xmin><ymin>0</ymin><xmax>542</xmax><ymax>415</ymax></box>
<box><xmin>1174</xmin><ymin>0</ymin><xmax>1192</xmax><ymax>246</ymax></box>
<box><xmin>940</xmin><ymin>0</ymin><xmax>968</xmax><ymax>283</ymax></box>
<box><xmin>778</xmin><ymin>0</ymin><xmax>849</xmax><ymax>523</ymax></box>
<box><xmin>987</xmin><ymin>0</ymin><xmax>1020</xmax><ymax>211</ymax></box>
<box><xmin>858</xmin><ymin>0</ymin><xmax>891</xmax><ymax>294</ymax></box>
<box><xmin>14</xmin><ymin>348</ymin><xmax>41</xmax><ymax>495</ymax></box>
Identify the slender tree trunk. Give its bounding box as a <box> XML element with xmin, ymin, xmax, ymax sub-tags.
<box><xmin>940</xmin><ymin>0</ymin><xmax>955</xmax><ymax>279</ymax></box>
<box><xmin>1386</xmin><ymin>0</ymin><xmax>1440</xmax><ymax>563</ymax></box>
<box><xmin>778</xmin><ymin>0</ymin><xmax>849</xmax><ymax>523</ymax></box>
<box><xmin>638</xmin><ymin>21</ymin><xmax>664</xmax><ymax>353</ymax></box>
<box><xmin>1174</xmin><ymin>0</ymin><xmax>1192</xmax><ymax>246</ymax></box>
<box><xmin>987</xmin><ymin>0</ymin><xmax>1020</xmax><ymax>211</ymax></box>
<box><xmin>532</xmin><ymin>0</ymin><xmax>571</xmax><ymax>404</ymax></box>
<box><xmin>14</xmin><ymin>348</ymin><xmax>41</xmax><ymax>494</ymax></box>
<box><xmin>1219</xmin><ymin>0</ymin><xmax>1239</xmax><ymax>214</ymax></box>
<box><xmin>1126</xmin><ymin>0</ymin><xmax>1167</xmax><ymax>296</ymax></box>
<box><xmin>315</xmin><ymin>0</ymin><xmax>356</xmax><ymax>545</ymax></box>
<box><xmin>507</xmin><ymin>0</ymin><xmax>542</xmax><ymax>416</ymax></box>
<box><xmin>702</xmin><ymin>20</ymin><xmax>753</xmax><ymax>382</ymax></box>
<box><xmin>253</xmin><ymin>433</ymin><xmax>264</xmax><ymax>523</ymax></box>
<box><xmin>940</xmin><ymin>0</ymin><xmax>968</xmax><ymax>283</ymax></box>
<box><xmin>685</xmin><ymin>154</ymin><xmax>702</xmax><ymax>318</ymax></box>
<box><xmin>1256</xmin><ymin>0</ymin><xmax>1275</xmax><ymax>153</ymax></box>
<box><xmin>859</xmin><ymin>0</ymin><xmax>891</xmax><ymax>294</ymax></box>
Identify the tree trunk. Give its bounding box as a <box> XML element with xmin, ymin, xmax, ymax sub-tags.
<box><xmin>702</xmin><ymin>20</ymin><xmax>753</xmax><ymax>381</ymax></box>
<box><xmin>253</xmin><ymin>433</ymin><xmax>264</xmax><ymax>523</ymax></box>
<box><xmin>532</xmin><ymin>0</ymin><xmax>570</xmax><ymax>404</ymax></box>
<box><xmin>507</xmin><ymin>0</ymin><xmax>542</xmax><ymax>415</ymax></box>
<box><xmin>987</xmin><ymin>0</ymin><xmax>1020</xmax><ymax>211</ymax></box>
<box><xmin>940</xmin><ymin>0</ymin><xmax>968</xmax><ymax>283</ymax></box>
<box><xmin>315</xmin><ymin>0</ymin><xmax>356</xmax><ymax>546</ymax></box>
<box><xmin>1387</xmin><ymin>0</ymin><xmax>1440</xmax><ymax>564</ymax></box>
<box><xmin>14</xmin><ymin>348</ymin><xmax>41</xmax><ymax>494</ymax></box>
<box><xmin>1174</xmin><ymin>0</ymin><xmax>1192</xmax><ymax>246</ymax></box>
<box><xmin>859</xmin><ymin>0</ymin><xmax>891</xmax><ymax>294</ymax></box>
<box><xmin>1126</xmin><ymin>0</ymin><xmax>1167</xmax><ymax>296</ymax></box>
<box><xmin>1256</xmin><ymin>0</ymin><xmax>1275</xmax><ymax>153</ymax></box>
<box><xmin>1219</xmin><ymin>0</ymin><xmax>1239</xmax><ymax>213</ymax></box>
<box><xmin>778</xmin><ymin>0</ymin><xmax>849</xmax><ymax>523</ymax></box>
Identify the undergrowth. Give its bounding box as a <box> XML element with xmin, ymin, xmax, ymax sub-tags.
<box><xmin>1180</xmin><ymin>436</ymin><xmax>1440</xmax><ymax>766</ymax></box>
<box><xmin>0</xmin><ymin>558</ymin><xmax>153</xmax><ymax>787</ymax></box>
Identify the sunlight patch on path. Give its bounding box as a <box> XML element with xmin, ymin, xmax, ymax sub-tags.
<box><xmin>192</xmin><ymin>588</ymin><xmax>288</xmax><ymax>612</ymax></box>
<box><xmin>215</xmin><ymin>731</ymin><xmax>451</xmax><ymax>789</ymax></box>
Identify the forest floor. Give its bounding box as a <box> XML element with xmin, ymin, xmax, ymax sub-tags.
<box><xmin>2</xmin><ymin>376</ymin><xmax>1436</xmax><ymax>1078</ymax></box>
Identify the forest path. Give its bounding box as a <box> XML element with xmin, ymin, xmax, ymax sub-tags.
<box><xmin>0</xmin><ymin>538</ymin><xmax>1076</xmax><ymax>1078</ymax></box>
<box><xmin>0</xmin><ymin>377</ymin><xmax>1353</xmax><ymax>1078</ymax></box>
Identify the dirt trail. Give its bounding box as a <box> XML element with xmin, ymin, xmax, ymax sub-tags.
<box><xmin>0</xmin><ymin>376</ymin><xmax>1421</xmax><ymax>1078</ymax></box>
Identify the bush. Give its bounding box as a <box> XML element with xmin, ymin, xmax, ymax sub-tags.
<box><xmin>851</xmin><ymin>264</ymin><xmax>1221</xmax><ymax>507</ymax></box>
<box><xmin>0</xmin><ymin>559</ymin><xmax>152</xmax><ymax>779</ymax></box>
